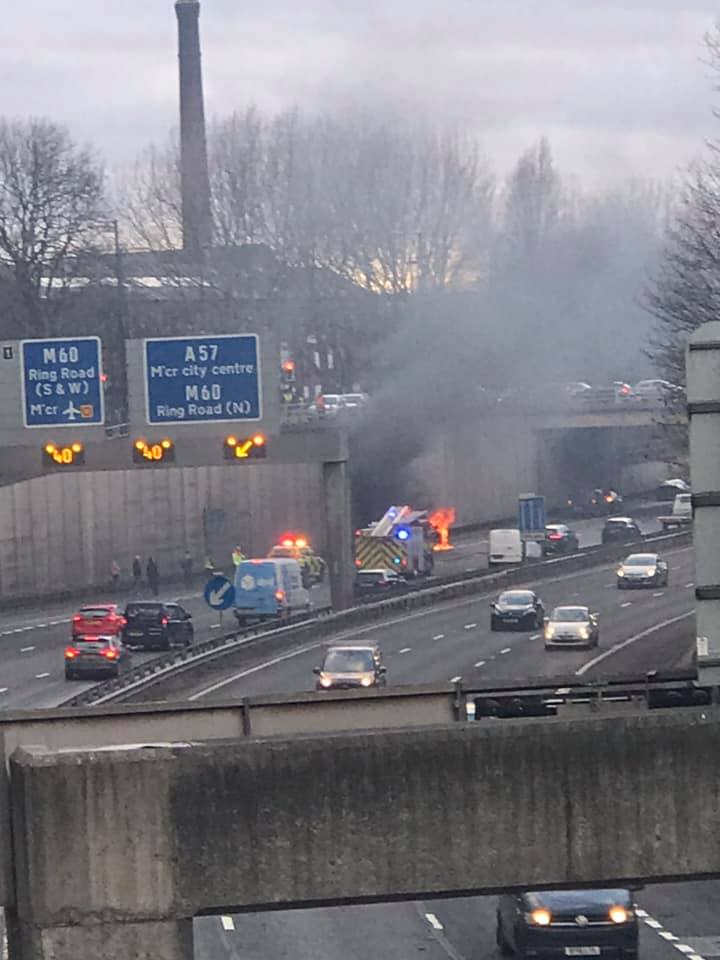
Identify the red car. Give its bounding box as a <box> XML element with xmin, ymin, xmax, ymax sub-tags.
<box><xmin>71</xmin><ymin>604</ymin><xmax>125</xmax><ymax>639</ymax></box>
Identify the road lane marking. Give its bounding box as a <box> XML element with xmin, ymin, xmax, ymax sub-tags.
<box><xmin>530</xmin><ymin>633</ymin><xmax>541</xmax><ymax>640</ymax></box>
<box><xmin>637</xmin><ymin>908</ymin><xmax>708</xmax><ymax>960</ymax></box>
<box><xmin>474</xmin><ymin>660</ymin><xmax>485</xmax><ymax>668</ymax></box>
<box><xmin>685</xmin><ymin>582</ymin><xmax>695</xmax><ymax>589</ymax></box>
<box><xmin>20</xmin><ymin>646</ymin><xmax>35</xmax><ymax>653</ymax></box>
<box><xmin>0</xmin><ymin>689</ymin><xmax>7</xmax><ymax>695</ymax></box>
<box><xmin>576</xmin><ymin>612</ymin><xmax>694</xmax><ymax>676</ymax></box>
<box><xmin>500</xmin><ymin>647</ymin><xmax>511</xmax><ymax>654</ymax></box>
<box><xmin>34</xmin><ymin>673</ymin><xmax>50</xmax><ymax>679</ymax></box>
<box><xmin>399</xmin><ymin>647</ymin><xmax>412</xmax><ymax>654</ymax></box>
<box><xmin>620</xmin><ymin>601</ymin><xmax>632</xmax><ymax>607</ymax></box>
<box><xmin>464</xmin><ymin>623</ymin><xmax>477</xmax><ymax>630</ymax></box>
<box><xmin>450</xmin><ymin>676</ymin><xmax>462</xmax><ymax>683</ymax></box>
<box><xmin>425</xmin><ymin>913</ymin><xmax>443</xmax><ymax>931</ymax></box>
<box><xmin>653</xmin><ymin>591</ymin><xmax>664</xmax><ymax>597</ymax></box>
<box><xmin>604</xmin><ymin>583</ymin><xmax>615</xmax><ymax>588</ymax></box>
<box><xmin>220</xmin><ymin>916</ymin><xmax>235</xmax><ymax>931</ymax></box>
<box><xmin>433</xmin><ymin>634</ymin><xmax>445</xmax><ymax>641</ymax></box>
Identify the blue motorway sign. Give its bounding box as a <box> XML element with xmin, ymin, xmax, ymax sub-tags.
<box><xmin>21</xmin><ymin>337</ymin><xmax>104</xmax><ymax>428</ymax></box>
<box><xmin>204</xmin><ymin>575</ymin><xmax>236</xmax><ymax>611</ymax></box>
<box><xmin>144</xmin><ymin>335</ymin><xmax>261</xmax><ymax>425</ymax></box>
<box><xmin>518</xmin><ymin>494</ymin><xmax>546</xmax><ymax>537</ymax></box>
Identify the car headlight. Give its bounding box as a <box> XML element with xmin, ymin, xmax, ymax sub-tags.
<box><xmin>609</xmin><ymin>906</ymin><xmax>630</xmax><ymax>924</ymax></box>
<box><xmin>617</xmin><ymin>569</ymin><xmax>625</xmax><ymax>577</ymax></box>
<box><xmin>545</xmin><ymin>626</ymin><xmax>554</xmax><ymax>639</ymax></box>
<box><xmin>580</xmin><ymin>627</ymin><xmax>590</xmax><ymax>640</ymax></box>
<box><xmin>360</xmin><ymin>675</ymin><xmax>374</xmax><ymax>687</ymax></box>
<box><xmin>319</xmin><ymin>675</ymin><xmax>333</xmax><ymax>688</ymax></box>
<box><xmin>525</xmin><ymin>908</ymin><xmax>552</xmax><ymax>926</ymax></box>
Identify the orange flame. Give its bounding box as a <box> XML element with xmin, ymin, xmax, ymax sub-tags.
<box><xmin>429</xmin><ymin>506</ymin><xmax>456</xmax><ymax>551</ymax></box>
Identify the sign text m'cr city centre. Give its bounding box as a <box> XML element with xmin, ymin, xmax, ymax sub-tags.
<box><xmin>144</xmin><ymin>335</ymin><xmax>261</xmax><ymax>425</ymax></box>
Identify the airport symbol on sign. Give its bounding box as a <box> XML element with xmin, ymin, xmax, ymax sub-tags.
<box><xmin>204</xmin><ymin>575</ymin><xmax>236</xmax><ymax>611</ymax></box>
<box><xmin>144</xmin><ymin>335</ymin><xmax>261</xmax><ymax>425</ymax></box>
<box><xmin>21</xmin><ymin>337</ymin><xmax>104</xmax><ymax>428</ymax></box>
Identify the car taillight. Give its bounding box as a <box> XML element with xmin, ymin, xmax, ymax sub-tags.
<box><xmin>275</xmin><ymin>589</ymin><xmax>285</xmax><ymax>601</ymax></box>
<box><xmin>72</xmin><ymin>615</ymin><xmax>82</xmax><ymax>623</ymax></box>
<box><xmin>101</xmin><ymin>648</ymin><xmax>120</xmax><ymax>660</ymax></box>
<box><xmin>161</xmin><ymin>616</ymin><xmax>168</xmax><ymax>626</ymax></box>
<box><xmin>547</xmin><ymin>533</ymin><xmax>562</xmax><ymax>540</ymax></box>
<box><xmin>64</xmin><ymin>646</ymin><xmax>79</xmax><ymax>659</ymax></box>
<box><xmin>355</xmin><ymin>559</ymin><xmax>362</xmax><ymax>566</ymax></box>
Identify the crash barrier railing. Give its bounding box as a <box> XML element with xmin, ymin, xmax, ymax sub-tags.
<box><xmin>61</xmin><ymin>527</ymin><xmax>692</xmax><ymax>709</ymax></box>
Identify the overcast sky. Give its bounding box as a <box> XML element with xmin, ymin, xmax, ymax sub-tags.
<box><xmin>3</xmin><ymin>1</ymin><xmax>719</xmax><ymax>188</ymax></box>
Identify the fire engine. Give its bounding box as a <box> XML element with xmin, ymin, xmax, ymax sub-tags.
<box><xmin>354</xmin><ymin>506</ymin><xmax>437</xmax><ymax>578</ymax></box>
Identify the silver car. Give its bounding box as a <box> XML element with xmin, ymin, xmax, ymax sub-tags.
<box><xmin>544</xmin><ymin>605</ymin><xmax>599</xmax><ymax>649</ymax></box>
<box><xmin>617</xmin><ymin>553</ymin><xmax>669</xmax><ymax>589</ymax></box>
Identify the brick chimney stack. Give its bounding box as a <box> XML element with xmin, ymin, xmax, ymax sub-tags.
<box><xmin>175</xmin><ymin>0</ymin><xmax>212</xmax><ymax>256</ymax></box>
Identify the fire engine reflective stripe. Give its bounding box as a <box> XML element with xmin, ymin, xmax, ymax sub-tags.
<box><xmin>355</xmin><ymin>536</ymin><xmax>406</xmax><ymax>569</ymax></box>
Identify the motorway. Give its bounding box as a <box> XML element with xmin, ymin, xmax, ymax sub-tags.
<box><xmin>0</xmin><ymin>505</ymin><xmax>659</xmax><ymax>710</ymax></box>
<box><xmin>1</xmin><ymin>503</ymin><xmax>711</xmax><ymax>960</ymax></box>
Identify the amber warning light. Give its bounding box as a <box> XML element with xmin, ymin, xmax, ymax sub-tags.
<box><xmin>224</xmin><ymin>434</ymin><xmax>267</xmax><ymax>460</ymax></box>
<box><xmin>429</xmin><ymin>506</ymin><xmax>456</xmax><ymax>551</ymax></box>
<box><xmin>133</xmin><ymin>438</ymin><xmax>175</xmax><ymax>464</ymax></box>
<box><xmin>42</xmin><ymin>442</ymin><xmax>85</xmax><ymax>468</ymax></box>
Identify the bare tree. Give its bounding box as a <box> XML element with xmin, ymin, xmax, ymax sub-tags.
<box><xmin>0</xmin><ymin>117</ymin><xmax>105</xmax><ymax>337</ymax></box>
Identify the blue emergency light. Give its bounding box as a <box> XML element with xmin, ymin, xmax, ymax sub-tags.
<box><xmin>394</xmin><ymin>525</ymin><xmax>411</xmax><ymax>541</ymax></box>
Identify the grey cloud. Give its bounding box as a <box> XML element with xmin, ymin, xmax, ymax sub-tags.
<box><xmin>2</xmin><ymin>1</ymin><xmax>719</xmax><ymax>182</ymax></box>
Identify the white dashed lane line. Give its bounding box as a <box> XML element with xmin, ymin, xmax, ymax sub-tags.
<box><xmin>0</xmin><ymin>689</ymin><xmax>7</xmax><ymax>695</ymax></box>
<box><xmin>653</xmin><ymin>592</ymin><xmax>665</xmax><ymax>598</ymax></box>
<box><xmin>34</xmin><ymin>672</ymin><xmax>50</xmax><ymax>679</ymax></box>
<box><xmin>635</xmin><ymin>907</ymin><xmax>707</xmax><ymax>960</ymax></box>
<box><xmin>220</xmin><ymin>916</ymin><xmax>235</xmax><ymax>932</ymax></box>
<box><xmin>463</xmin><ymin>623</ymin><xmax>477</xmax><ymax>630</ymax></box>
<box><xmin>474</xmin><ymin>660</ymin><xmax>486</xmax><ymax>668</ymax></box>
<box><xmin>685</xmin><ymin>582</ymin><xmax>695</xmax><ymax>589</ymax></box>
<box><xmin>425</xmin><ymin>913</ymin><xmax>444</xmax><ymax>931</ymax></box>
<box><xmin>450</xmin><ymin>676</ymin><xmax>462</xmax><ymax>683</ymax></box>
<box><xmin>500</xmin><ymin>647</ymin><xmax>511</xmax><ymax>655</ymax></box>
<box><xmin>399</xmin><ymin>647</ymin><xmax>412</xmax><ymax>654</ymax></box>
<box><xmin>530</xmin><ymin>633</ymin><xmax>541</xmax><ymax>640</ymax></box>
<box><xmin>433</xmin><ymin>634</ymin><xmax>445</xmax><ymax>641</ymax></box>
<box><xmin>620</xmin><ymin>601</ymin><xmax>632</xmax><ymax>608</ymax></box>
<box><xmin>20</xmin><ymin>646</ymin><xmax>35</xmax><ymax>653</ymax></box>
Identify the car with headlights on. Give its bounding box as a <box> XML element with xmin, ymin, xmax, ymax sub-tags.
<box><xmin>313</xmin><ymin>644</ymin><xmax>386</xmax><ymax>690</ymax></box>
<box><xmin>617</xmin><ymin>552</ymin><xmax>669</xmax><ymax>589</ymax></box>
<box><xmin>496</xmin><ymin>888</ymin><xmax>638</xmax><ymax>960</ymax></box>
<box><xmin>490</xmin><ymin>590</ymin><xmax>545</xmax><ymax>631</ymax></box>
<box><xmin>544</xmin><ymin>605</ymin><xmax>599</xmax><ymax>650</ymax></box>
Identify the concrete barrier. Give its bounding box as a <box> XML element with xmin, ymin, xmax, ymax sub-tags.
<box><xmin>6</xmin><ymin>706</ymin><xmax>720</xmax><ymax>958</ymax></box>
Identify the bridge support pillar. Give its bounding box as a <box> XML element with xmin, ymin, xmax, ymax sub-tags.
<box><xmin>6</xmin><ymin>914</ymin><xmax>194</xmax><ymax>960</ymax></box>
<box><xmin>323</xmin><ymin>459</ymin><xmax>353</xmax><ymax>610</ymax></box>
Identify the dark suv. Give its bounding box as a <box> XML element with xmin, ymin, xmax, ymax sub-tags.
<box><xmin>497</xmin><ymin>889</ymin><xmax>638</xmax><ymax>960</ymax></box>
<box><xmin>122</xmin><ymin>601</ymin><xmax>194</xmax><ymax>651</ymax></box>
<box><xmin>543</xmin><ymin>524</ymin><xmax>579</xmax><ymax>555</ymax></box>
<box><xmin>601</xmin><ymin>517</ymin><xmax>642</xmax><ymax>544</ymax></box>
<box><xmin>314</xmin><ymin>643</ymin><xmax>387</xmax><ymax>690</ymax></box>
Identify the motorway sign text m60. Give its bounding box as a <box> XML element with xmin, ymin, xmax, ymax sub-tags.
<box><xmin>144</xmin><ymin>335</ymin><xmax>261</xmax><ymax>425</ymax></box>
<box><xmin>21</xmin><ymin>337</ymin><xmax>104</xmax><ymax>428</ymax></box>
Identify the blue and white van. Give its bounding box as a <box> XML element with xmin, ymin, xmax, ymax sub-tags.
<box><xmin>233</xmin><ymin>558</ymin><xmax>310</xmax><ymax>623</ymax></box>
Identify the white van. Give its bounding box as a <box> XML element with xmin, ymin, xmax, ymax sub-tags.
<box><xmin>233</xmin><ymin>558</ymin><xmax>310</xmax><ymax>623</ymax></box>
<box><xmin>488</xmin><ymin>529</ymin><xmax>523</xmax><ymax>565</ymax></box>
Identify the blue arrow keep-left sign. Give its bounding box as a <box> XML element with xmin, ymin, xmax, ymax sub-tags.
<box><xmin>204</xmin><ymin>575</ymin><xmax>236</xmax><ymax>611</ymax></box>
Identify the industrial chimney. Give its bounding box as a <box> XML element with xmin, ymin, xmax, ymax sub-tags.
<box><xmin>175</xmin><ymin>0</ymin><xmax>213</xmax><ymax>256</ymax></box>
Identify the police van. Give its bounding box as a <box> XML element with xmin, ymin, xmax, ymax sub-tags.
<box><xmin>233</xmin><ymin>558</ymin><xmax>310</xmax><ymax>624</ymax></box>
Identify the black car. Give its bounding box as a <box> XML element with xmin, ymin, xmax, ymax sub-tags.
<box><xmin>601</xmin><ymin>517</ymin><xmax>642</xmax><ymax>544</ymax></box>
<box><xmin>490</xmin><ymin>590</ymin><xmax>545</xmax><ymax>631</ymax></box>
<box><xmin>497</xmin><ymin>889</ymin><xmax>638</xmax><ymax>960</ymax></box>
<box><xmin>568</xmin><ymin>489</ymin><xmax>623</xmax><ymax>518</ymax></box>
<box><xmin>122</xmin><ymin>601</ymin><xmax>194</xmax><ymax>651</ymax></box>
<box><xmin>64</xmin><ymin>634</ymin><xmax>131</xmax><ymax>680</ymax></box>
<box><xmin>313</xmin><ymin>643</ymin><xmax>387</xmax><ymax>690</ymax></box>
<box><xmin>543</xmin><ymin>524</ymin><xmax>579</xmax><ymax>555</ymax></box>
<box><xmin>353</xmin><ymin>569</ymin><xmax>405</xmax><ymax>598</ymax></box>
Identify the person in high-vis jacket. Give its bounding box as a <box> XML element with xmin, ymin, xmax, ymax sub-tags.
<box><xmin>232</xmin><ymin>545</ymin><xmax>245</xmax><ymax>567</ymax></box>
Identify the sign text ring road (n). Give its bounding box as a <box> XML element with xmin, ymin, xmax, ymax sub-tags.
<box><xmin>144</xmin><ymin>335</ymin><xmax>261</xmax><ymax>425</ymax></box>
<box><xmin>21</xmin><ymin>337</ymin><xmax>104</xmax><ymax>428</ymax></box>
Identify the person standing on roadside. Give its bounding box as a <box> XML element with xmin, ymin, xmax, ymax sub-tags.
<box><xmin>181</xmin><ymin>550</ymin><xmax>193</xmax><ymax>588</ymax></box>
<box><xmin>111</xmin><ymin>559</ymin><xmax>120</xmax><ymax>591</ymax></box>
<box><xmin>132</xmin><ymin>555</ymin><xmax>142</xmax><ymax>589</ymax></box>
<box><xmin>146</xmin><ymin>556</ymin><xmax>159</xmax><ymax>597</ymax></box>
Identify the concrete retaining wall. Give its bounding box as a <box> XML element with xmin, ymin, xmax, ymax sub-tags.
<box><xmin>0</xmin><ymin>464</ymin><xmax>324</xmax><ymax>600</ymax></box>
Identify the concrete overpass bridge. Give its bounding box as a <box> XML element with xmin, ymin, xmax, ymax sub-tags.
<box><xmin>1</xmin><ymin>680</ymin><xmax>718</xmax><ymax>959</ymax></box>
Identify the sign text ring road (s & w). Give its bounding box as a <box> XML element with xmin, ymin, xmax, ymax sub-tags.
<box><xmin>21</xmin><ymin>337</ymin><xmax>104</xmax><ymax>428</ymax></box>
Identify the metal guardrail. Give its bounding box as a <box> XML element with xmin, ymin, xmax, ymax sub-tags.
<box><xmin>61</xmin><ymin>527</ymin><xmax>693</xmax><ymax>709</ymax></box>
